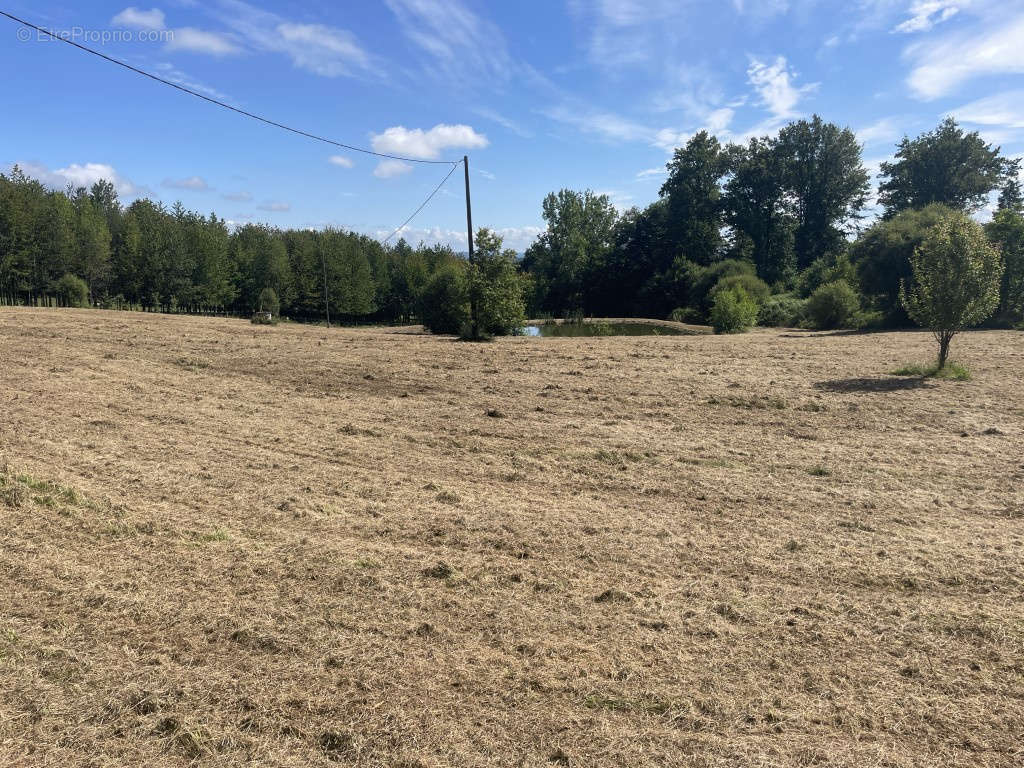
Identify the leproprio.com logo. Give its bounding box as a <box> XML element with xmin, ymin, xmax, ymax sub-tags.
<box><xmin>17</xmin><ymin>26</ymin><xmax>174</xmax><ymax>44</ymax></box>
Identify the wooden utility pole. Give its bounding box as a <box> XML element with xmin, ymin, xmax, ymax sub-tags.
<box><xmin>321</xmin><ymin>245</ymin><xmax>331</xmax><ymax>328</ymax></box>
<box><xmin>464</xmin><ymin>155</ymin><xmax>478</xmax><ymax>338</ymax></box>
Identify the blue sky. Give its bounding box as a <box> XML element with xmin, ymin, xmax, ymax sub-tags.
<box><xmin>2</xmin><ymin>0</ymin><xmax>1023</xmax><ymax>251</ymax></box>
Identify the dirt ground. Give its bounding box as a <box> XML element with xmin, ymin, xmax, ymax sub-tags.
<box><xmin>1</xmin><ymin>308</ymin><xmax>1021</xmax><ymax>768</ymax></box>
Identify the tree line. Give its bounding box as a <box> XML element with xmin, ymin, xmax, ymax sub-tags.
<box><xmin>1</xmin><ymin>115</ymin><xmax>1022</xmax><ymax>334</ymax></box>
<box><xmin>524</xmin><ymin>116</ymin><xmax>1023</xmax><ymax>331</ymax></box>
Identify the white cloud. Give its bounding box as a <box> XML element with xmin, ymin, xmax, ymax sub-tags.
<box><xmin>112</xmin><ymin>7</ymin><xmax>166</xmax><ymax>30</ymax></box>
<box><xmin>857</xmin><ymin>116</ymin><xmax>902</xmax><ymax>145</ymax></box>
<box><xmin>166</xmin><ymin>27</ymin><xmax>241</xmax><ymax>56</ymax></box>
<box><xmin>951</xmin><ymin>90</ymin><xmax>1024</xmax><ymax>129</ymax></box>
<box><xmin>636</xmin><ymin>167</ymin><xmax>667</xmax><ymax>179</ymax></box>
<box><xmin>905</xmin><ymin>13</ymin><xmax>1024</xmax><ymax>99</ymax></box>
<box><xmin>374</xmin><ymin>160</ymin><xmax>413</xmax><ymax>179</ymax></box>
<box><xmin>222</xmin><ymin>191</ymin><xmax>253</xmax><ymax>202</ymax></box>
<box><xmin>384</xmin><ymin>0</ymin><xmax>512</xmax><ymax>84</ymax></box>
<box><xmin>257</xmin><ymin>201</ymin><xmax>291</xmax><ymax>212</ymax></box>
<box><xmin>208</xmin><ymin>0</ymin><xmax>375</xmax><ymax>78</ymax></box>
<box><xmin>543</xmin><ymin>105</ymin><xmax>653</xmax><ymax>143</ymax></box>
<box><xmin>329</xmin><ymin>155</ymin><xmax>354</xmax><ymax>168</ymax></box>
<box><xmin>478</xmin><ymin>169</ymin><xmax>496</xmax><ymax>180</ymax></box>
<box><xmin>371</xmin><ymin>124</ymin><xmax>488</xmax><ymax>160</ymax></box>
<box><xmin>14</xmin><ymin>161</ymin><xmax>145</xmax><ymax>198</ymax></box>
<box><xmin>275</xmin><ymin>23</ymin><xmax>371</xmax><ymax>77</ymax></box>
<box><xmin>893</xmin><ymin>0</ymin><xmax>968</xmax><ymax>33</ymax></box>
<box><xmin>162</xmin><ymin>176</ymin><xmax>211</xmax><ymax>191</ymax></box>
<box><xmin>747</xmin><ymin>55</ymin><xmax>818</xmax><ymax>119</ymax></box>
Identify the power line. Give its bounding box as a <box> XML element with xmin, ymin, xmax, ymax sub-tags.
<box><xmin>0</xmin><ymin>9</ymin><xmax>457</xmax><ymax>165</ymax></box>
<box><xmin>382</xmin><ymin>161</ymin><xmax>461</xmax><ymax>244</ymax></box>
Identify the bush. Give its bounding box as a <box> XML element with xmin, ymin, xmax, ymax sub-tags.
<box><xmin>711</xmin><ymin>273</ymin><xmax>770</xmax><ymax>305</ymax></box>
<box><xmin>462</xmin><ymin>228</ymin><xmax>527</xmax><ymax>340</ymax></box>
<box><xmin>806</xmin><ymin>280</ymin><xmax>860</xmax><ymax>330</ymax></box>
<box><xmin>758</xmin><ymin>294</ymin><xmax>806</xmax><ymax>327</ymax></box>
<box><xmin>711</xmin><ymin>286</ymin><xmax>759</xmax><ymax>334</ymax></box>
<box><xmin>55</xmin><ymin>273</ymin><xmax>89</xmax><ymax>308</ymax></box>
<box><xmin>257</xmin><ymin>287</ymin><xmax>280</xmax><ymax>317</ymax></box>
<box><xmin>420</xmin><ymin>264</ymin><xmax>469</xmax><ymax>335</ymax></box>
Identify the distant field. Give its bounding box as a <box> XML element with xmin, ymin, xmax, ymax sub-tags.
<box><xmin>1</xmin><ymin>308</ymin><xmax>1022</xmax><ymax>767</ymax></box>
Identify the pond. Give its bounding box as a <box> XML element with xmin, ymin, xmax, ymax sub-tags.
<box><xmin>522</xmin><ymin>321</ymin><xmax>694</xmax><ymax>337</ymax></box>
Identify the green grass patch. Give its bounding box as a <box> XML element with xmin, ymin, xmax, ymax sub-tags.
<box><xmin>890</xmin><ymin>361</ymin><xmax>971</xmax><ymax>380</ymax></box>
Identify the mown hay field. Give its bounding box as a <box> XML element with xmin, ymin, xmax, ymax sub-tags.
<box><xmin>1</xmin><ymin>308</ymin><xmax>1022</xmax><ymax>767</ymax></box>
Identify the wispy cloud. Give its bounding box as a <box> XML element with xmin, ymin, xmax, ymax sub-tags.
<box><xmin>257</xmin><ymin>201</ymin><xmax>291</xmax><ymax>212</ymax></box>
<box><xmin>162</xmin><ymin>175</ymin><xmax>212</xmax><ymax>191</ymax></box>
<box><xmin>950</xmin><ymin>90</ymin><xmax>1024</xmax><ymax>129</ymax></box>
<box><xmin>207</xmin><ymin>0</ymin><xmax>377</xmax><ymax>78</ymax></box>
<box><xmin>329</xmin><ymin>155</ymin><xmax>355</xmax><ymax>168</ymax></box>
<box><xmin>892</xmin><ymin>0</ymin><xmax>968</xmax><ymax>33</ymax></box>
<box><xmin>384</xmin><ymin>0</ymin><xmax>512</xmax><ymax>84</ymax></box>
<box><xmin>542</xmin><ymin>105</ymin><xmax>654</xmax><ymax>143</ymax></box>
<box><xmin>904</xmin><ymin>11</ymin><xmax>1024</xmax><ymax>99</ymax></box>
<box><xmin>857</xmin><ymin>116</ymin><xmax>902</xmax><ymax>145</ymax></box>
<box><xmin>111</xmin><ymin>7</ymin><xmax>166</xmax><ymax>31</ymax></box>
<box><xmin>166</xmin><ymin>27</ymin><xmax>242</xmax><ymax>56</ymax></box>
<box><xmin>747</xmin><ymin>55</ymin><xmax>818</xmax><ymax>120</ymax></box>
<box><xmin>473</xmin><ymin>107</ymin><xmax>534</xmax><ymax>138</ymax></box>
<box><xmin>222</xmin><ymin>191</ymin><xmax>253</xmax><ymax>202</ymax></box>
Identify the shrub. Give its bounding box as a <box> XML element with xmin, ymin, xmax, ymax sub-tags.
<box><xmin>758</xmin><ymin>294</ymin><xmax>806</xmax><ymax>327</ymax></box>
<box><xmin>55</xmin><ymin>273</ymin><xmax>89</xmax><ymax>308</ymax></box>
<box><xmin>711</xmin><ymin>286</ymin><xmax>759</xmax><ymax>334</ymax></box>
<box><xmin>806</xmin><ymin>280</ymin><xmax>860</xmax><ymax>330</ymax></box>
<box><xmin>257</xmin><ymin>287</ymin><xmax>280</xmax><ymax>317</ymax></box>
<box><xmin>711</xmin><ymin>273</ymin><xmax>770</xmax><ymax>305</ymax></box>
<box><xmin>420</xmin><ymin>264</ymin><xmax>469</xmax><ymax>335</ymax></box>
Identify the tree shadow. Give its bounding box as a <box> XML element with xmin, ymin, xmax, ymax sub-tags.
<box><xmin>814</xmin><ymin>376</ymin><xmax>937</xmax><ymax>393</ymax></box>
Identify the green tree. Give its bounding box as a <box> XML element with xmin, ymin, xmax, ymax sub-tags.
<box><xmin>985</xmin><ymin>207</ymin><xmax>1024</xmax><ymax>324</ymax></box>
<box><xmin>900</xmin><ymin>212</ymin><xmax>1003</xmax><ymax>367</ymax></box>
<box><xmin>660</xmin><ymin>131</ymin><xmax>729</xmax><ymax>266</ymax></box>
<box><xmin>850</xmin><ymin>203</ymin><xmax>954</xmax><ymax>324</ymax></box>
<box><xmin>55</xmin><ymin>273</ymin><xmax>89</xmax><ymax>307</ymax></box>
<box><xmin>879</xmin><ymin>118</ymin><xmax>1014</xmax><ymax>216</ymax></box>
<box><xmin>523</xmin><ymin>189</ymin><xmax>617</xmax><ymax>315</ymax></box>
<box><xmin>466</xmin><ymin>228</ymin><xmax>526</xmax><ymax>339</ymax></box>
<box><xmin>805</xmin><ymin>280</ymin><xmax>860</xmax><ymax>330</ymax></box>
<box><xmin>723</xmin><ymin>137</ymin><xmax>796</xmax><ymax>283</ymax></box>
<box><xmin>776</xmin><ymin>116</ymin><xmax>870</xmax><ymax>270</ymax></box>
<box><xmin>420</xmin><ymin>263</ymin><xmax>469</xmax><ymax>335</ymax></box>
<box><xmin>258</xmin><ymin>286</ymin><xmax>280</xmax><ymax>316</ymax></box>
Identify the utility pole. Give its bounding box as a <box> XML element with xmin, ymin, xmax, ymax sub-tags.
<box><xmin>321</xmin><ymin>245</ymin><xmax>331</xmax><ymax>328</ymax></box>
<box><xmin>464</xmin><ymin>155</ymin><xmax>478</xmax><ymax>338</ymax></box>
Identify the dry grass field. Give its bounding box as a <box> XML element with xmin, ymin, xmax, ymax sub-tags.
<box><xmin>1</xmin><ymin>308</ymin><xmax>1022</xmax><ymax>768</ymax></box>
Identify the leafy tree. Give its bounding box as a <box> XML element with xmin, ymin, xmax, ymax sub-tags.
<box><xmin>660</xmin><ymin>131</ymin><xmax>729</xmax><ymax>266</ymax></box>
<box><xmin>900</xmin><ymin>212</ymin><xmax>1003</xmax><ymax>367</ymax></box>
<box><xmin>776</xmin><ymin>116</ymin><xmax>870</xmax><ymax>270</ymax></box>
<box><xmin>420</xmin><ymin>263</ymin><xmax>468</xmax><ymax>334</ymax></box>
<box><xmin>850</xmin><ymin>203</ymin><xmax>954</xmax><ymax>324</ymax></box>
<box><xmin>985</xmin><ymin>207</ymin><xmax>1024</xmax><ymax>324</ymax></box>
<box><xmin>258</xmin><ymin>286</ymin><xmax>280</xmax><ymax>316</ymax></box>
<box><xmin>879</xmin><ymin>118</ymin><xmax>1014</xmax><ymax>215</ymax></box>
<box><xmin>805</xmin><ymin>280</ymin><xmax>860</xmax><ymax>330</ymax></box>
<box><xmin>723</xmin><ymin>137</ymin><xmax>796</xmax><ymax>283</ymax></box>
<box><xmin>711</xmin><ymin>285</ymin><xmax>759</xmax><ymax>334</ymax></box>
<box><xmin>466</xmin><ymin>228</ymin><xmax>526</xmax><ymax>339</ymax></box>
<box><xmin>996</xmin><ymin>167</ymin><xmax>1023</xmax><ymax>214</ymax></box>
<box><xmin>55</xmin><ymin>273</ymin><xmax>89</xmax><ymax>307</ymax></box>
<box><xmin>523</xmin><ymin>189</ymin><xmax>617</xmax><ymax>315</ymax></box>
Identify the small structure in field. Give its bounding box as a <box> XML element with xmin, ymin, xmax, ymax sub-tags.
<box><xmin>251</xmin><ymin>311</ymin><xmax>274</xmax><ymax>325</ymax></box>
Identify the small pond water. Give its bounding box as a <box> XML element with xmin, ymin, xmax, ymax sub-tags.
<box><xmin>522</xmin><ymin>322</ymin><xmax>692</xmax><ymax>338</ymax></box>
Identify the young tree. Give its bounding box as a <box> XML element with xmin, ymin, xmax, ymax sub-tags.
<box><xmin>466</xmin><ymin>228</ymin><xmax>526</xmax><ymax>339</ymax></box>
<box><xmin>900</xmin><ymin>212</ymin><xmax>1003</xmax><ymax>368</ymax></box>
<box><xmin>879</xmin><ymin>118</ymin><xmax>1014</xmax><ymax>216</ymax></box>
<box><xmin>985</xmin><ymin>207</ymin><xmax>1024</xmax><ymax>324</ymax></box>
